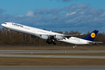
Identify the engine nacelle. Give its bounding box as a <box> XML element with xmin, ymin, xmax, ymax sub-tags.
<box><xmin>55</xmin><ymin>35</ymin><xmax>63</xmax><ymax>40</ymax></box>
<box><xmin>40</xmin><ymin>35</ymin><xmax>48</xmax><ymax>39</ymax></box>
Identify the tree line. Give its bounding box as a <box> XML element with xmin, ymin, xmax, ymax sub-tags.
<box><xmin>0</xmin><ymin>27</ymin><xmax>105</xmax><ymax>45</ymax></box>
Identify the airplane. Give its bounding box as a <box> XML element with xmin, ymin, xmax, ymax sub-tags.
<box><xmin>1</xmin><ymin>22</ymin><xmax>102</xmax><ymax>46</ymax></box>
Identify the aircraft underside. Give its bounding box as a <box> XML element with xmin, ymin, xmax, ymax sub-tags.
<box><xmin>46</xmin><ymin>36</ymin><xmax>57</xmax><ymax>45</ymax></box>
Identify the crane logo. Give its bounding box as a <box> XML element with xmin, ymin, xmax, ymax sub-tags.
<box><xmin>91</xmin><ymin>32</ymin><xmax>95</xmax><ymax>38</ymax></box>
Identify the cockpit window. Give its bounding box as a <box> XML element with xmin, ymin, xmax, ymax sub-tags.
<box><xmin>4</xmin><ymin>23</ymin><xmax>7</xmax><ymax>24</ymax></box>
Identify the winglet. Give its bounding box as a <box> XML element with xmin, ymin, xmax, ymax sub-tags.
<box><xmin>82</xmin><ymin>30</ymin><xmax>98</xmax><ymax>41</ymax></box>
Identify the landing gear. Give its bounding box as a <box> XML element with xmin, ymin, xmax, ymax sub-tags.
<box><xmin>73</xmin><ymin>45</ymin><xmax>77</xmax><ymax>48</ymax></box>
<box><xmin>46</xmin><ymin>40</ymin><xmax>51</xmax><ymax>44</ymax></box>
<box><xmin>52</xmin><ymin>40</ymin><xmax>56</xmax><ymax>45</ymax></box>
<box><xmin>46</xmin><ymin>39</ymin><xmax>56</xmax><ymax>45</ymax></box>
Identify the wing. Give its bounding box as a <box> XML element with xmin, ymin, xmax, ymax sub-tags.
<box><xmin>64</xmin><ymin>33</ymin><xmax>84</xmax><ymax>39</ymax></box>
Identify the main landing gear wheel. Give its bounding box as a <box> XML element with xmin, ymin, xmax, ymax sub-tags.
<box><xmin>46</xmin><ymin>39</ymin><xmax>56</xmax><ymax>45</ymax></box>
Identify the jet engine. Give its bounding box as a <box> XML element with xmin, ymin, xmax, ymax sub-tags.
<box><xmin>40</xmin><ymin>35</ymin><xmax>48</xmax><ymax>39</ymax></box>
<box><xmin>55</xmin><ymin>35</ymin><xmax>63</xmax><ymax>40</ymax></box>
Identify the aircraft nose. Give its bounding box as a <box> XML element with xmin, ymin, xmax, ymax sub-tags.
<box><xmin>1</xmin><ymin>24</ymin><xmax>4</xmax><ymax>26</ymax></box>
<box><xmin>1</xmin><ymin>23</ymin><xmax>6</xmax><ymax>27</ymax></box>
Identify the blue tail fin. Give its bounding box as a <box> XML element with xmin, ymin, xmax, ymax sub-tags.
<box><xmin>82</xmin><ymin>30</ymin><xmax>98</xmax><ymax>41</ymax></box>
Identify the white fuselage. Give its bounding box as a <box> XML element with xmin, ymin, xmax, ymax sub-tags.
<box><xmin>60</xmin><ymin>37</ymin><xmax>91</xmax><ymax>45</ymax></box>
<box><xmin>1</xmin><ymin>22</ymin><xmax>92</xmax><ymax>45</ymax></box>
<box><xmin>1</xmin><ymin>22</ymin><xmax>62</xmax><ymax>36</ymax></box>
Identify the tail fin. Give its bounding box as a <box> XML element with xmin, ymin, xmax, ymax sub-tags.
<box><xmin>82</xmin><ymin>30</ymin><xmax>98</xmax><ymax>41</ymax></box>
